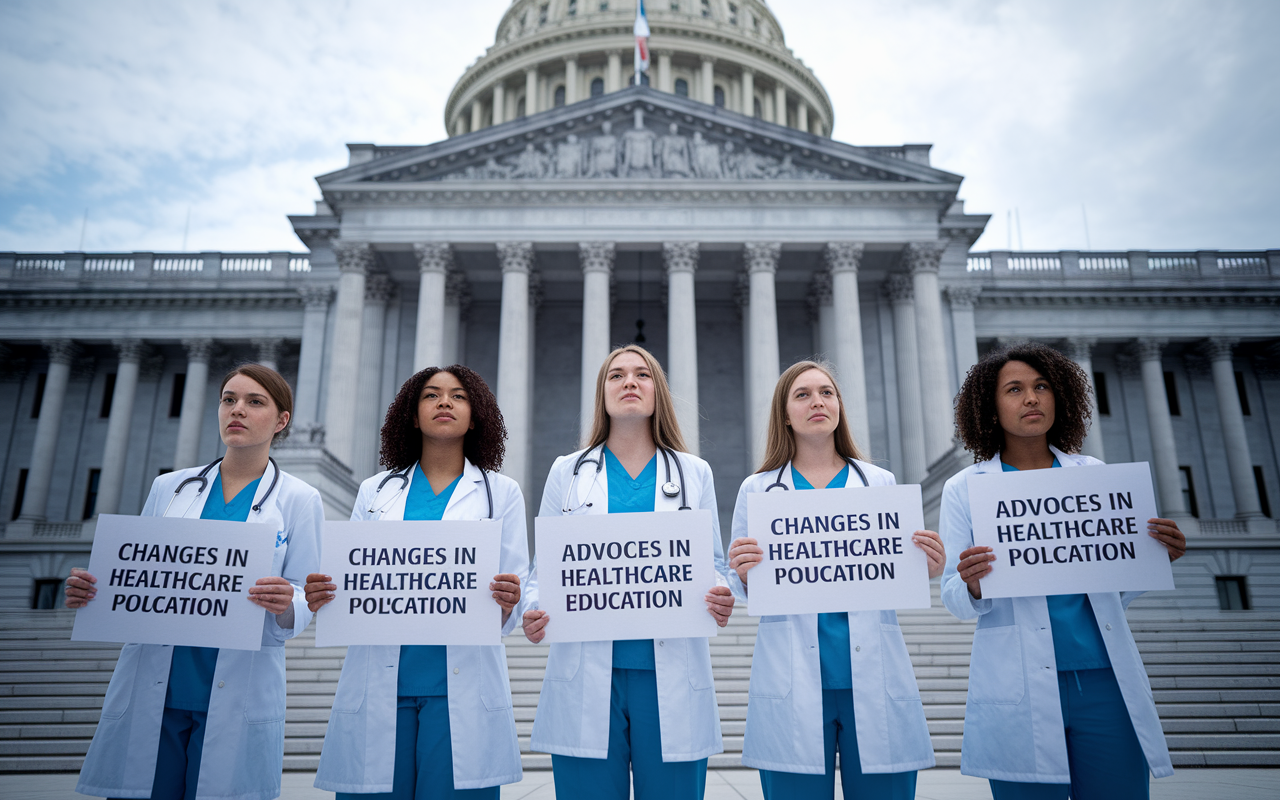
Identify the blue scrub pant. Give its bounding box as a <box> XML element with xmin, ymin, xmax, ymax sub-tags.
<box><xmin>989</xmin><ymin>668</ymin><xmax>1149</xmax><ymax>800</ymax></box>
<box><xmin>110</xmin><ymin>706</ymin><xmax>207</xmax><ymax>800</ymax></box>
<box><xmin>551</xmin><ymin>668</ymin><xmax>708</xmax><ymax>800</ymax></box>
<box><xmin>336</xmin><ymin>696</ymin><xmax>498</xmax><ymax>800</ymax></box>
<box><xmin>759</xmin><ymin>688</ymin><xmax>917</xmax><ymax>800</ymax></box>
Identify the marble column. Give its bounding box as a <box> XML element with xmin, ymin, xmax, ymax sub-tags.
<box><xmin>353</xmin><ymin>275</ymin><xmax>394</xmax><ymax>481</ymax></box>
<box><xmin>744</xmin><ymin>243</ymin><xmax>781</xmax><ymax>466</ymax></box>
<box><xmin>471</xmin><ymin>100</ymin><xmax>483</xmax><ymax>132</ymax></box>
<box><xmin>96</xmin><ymin>340</ymin><xmax>146</xmax><ymax>516</ymax></box>
<box><xmin>946</xmin><ymin>286</ymin><xmax>981</xmax><ymax>384</ymax></box>
<box><xmin>324</xmin><ymin>241</ymin><xmax>373</xmax><ymax>468</ymax></box>
<box><xmin>294</xmin><ymin>286</ymin><xmax>333</xmax><ymax>433</ymax></box>
<box><xmin>607</xmin><ymin>52</ymin><xmax>622</xmax><ymax>93</ymax></box>
<box><xmin>525</xmin><ymin>67</ymin><xmax>539</xmax><ymax>115</ymax></box>
<box><xmin>565</xmin><ymin>57</ymin><xmax>579</xmax><ymax>104</ymax></box>
<box><xmin>492</xmin><ymin>82</ymin><xmax>506</xmax><ymax>126</ymax></box>
<box><xmin>526</xmin><ymin>272</ymin><xmax>542</xmax><ymax>466</ymax></box>
<box><xmin>774</xmin><ymin>83</ymin><xmax>787</xmax><ymax>126</ymax></box>
<box><xmin>825</xmin><ymin>243</ymin><xmax>870</xmax><ymax>448</ymax></box>
<box><xmin>579</xmin><ymin>242</ymin><xmax>615</xmax><ymax>444</ymax></box>
<box><xmin>665</xmin><ymin>242</ymin><xmax>701</xmax><ymax>454</ymax></box>
<box><xmin>886</xmin><ymin>276</ymin><xmax>927</xmax><ymax>484</ymax></box>
<box><xmin>741</xmin><ymin>68</ymin><xmax>755</xmax><ymax>116</ymax></box>
<box><xmin>905</xmin><ymin>242</ymin><xmax>952</xmax><ymax>467</ymax></box>
<box><xmin>497</xmin><ymin>242</ymin><xmax>535</xmax><ymax>490</ymax></box>
<box><xmin>808</xmin><ymin>269</ymin><xmax>834</xmax><ymax>361</ymax></box>
<box><xmin>173</xmin><ymin>338</ymin><xmax>214</xmax><ymax>471</ymax></box>
<box><xmin>700</xmin><ymin>57</ymin><xmax>716</xmax><ymax>105</ymax></box>
<box><xmin>1065</xmin><ymin>337</ymin><xmax>1106</xmax><ymax>461</ymax></box>
<box><xmin>657</xmin><ymin>51</ymin><xmax>672</xmax><ymax>93</ymax></box>
<box><xmin>1205</xmin><ymin>337</ymin><xmax>1266</xmax><ymax>523</ymax></box>
<box><xmin>253</xmin><ymin>338</ymin><xmax>283</xmax><ymax>371</ymax></box>
<box><xmin>1134</xmin><ymin>338</ymin><xmax>1189</xmax><ymax>519</ymax></box>
<box><xmin>17</xmin><ymin>340</ymin><xmax>77</xmax><ymax>521</ymax></box>
<box><xmin>443</xmin><ymin>270</ymin><xmax>470</xmax><ymax>367</ymax></box>
<box><xmin>797</xmin><ymin>101</ymin><xmax>809</xmax><ymax>133</ymax></box>
<box><xmin>735</xmin><ymin>274</ymin><xmax>753</xmax><ymax>460</ymax></box>
<box><xmin>413</xmin><ymin>243</ymin><xmax>451</xmax><ymax>371</ymax></box>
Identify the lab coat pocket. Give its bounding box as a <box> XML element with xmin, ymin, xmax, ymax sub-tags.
<box><xmin>879</xmin><ymin>624</ymin><xmax>921</xmax><ymax>701</ymax></box>
<box><xmin>479</xmin><ymin>647</ymin><xmax>512</xmax><ymax>711</ymax></box>
<box><xmin>244</xmin><ymin>649</ymin><xmax>287</xmax><ymax>724</ymax></box>
<box><xmin>686</xmin><ymin>639</ymin><xmax>714</xmax><ymax>691</ymax></box>
<box><xmin>99</xmin><ymin>644</ymin><xmax>141</xmax><ymax>720</ymax></box>
<box><xmin>332</xmin><ymin>647</ymin><xmax>370</xmax><ymax>714</ymax></box>
<box><xmin>545</xmin><ymin>642</ymin><xmax>582</xmax><ymax>682</ymax></box>
<box><xmin>967</xmin><ymin>625</ymin><xmax>1026</xmax><ymax>705</ymax></box>
<box><xmin>748</xmin><ymin>618</ymin><xmax>792</xmax><ymax>700</ymax></box>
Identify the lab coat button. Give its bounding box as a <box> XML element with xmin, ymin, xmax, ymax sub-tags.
<box><xmin>453</xmin><ymin>667</ymin><xmax>460</xmax><ymax>674</ymax></box>
<box><xmin>1105</xmin><ymin>623</ymin><xmax>1112</xmax><ymax>630</ymax></box>
<box><xmin>218</xmin><ymin>681</ymin><xmax>225</xmax><ymax>688</ymax></box>
<box><xmin>658</xmin><ymin>641</ymin><xmax>664</xmax><ymax>647</ymax></box>
<box><xmin>855</xmin><ymin>646</ymin><xmax>861</xmax><ymax>652</ymax></box>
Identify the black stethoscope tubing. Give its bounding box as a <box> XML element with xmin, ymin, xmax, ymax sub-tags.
<box><xmin>765</xmin><ymin>457</ymin><xmax>869</xmax><ymax>491</ymax></box>
<box><xmin>372</xmin><ymin>463</ymin><xmax>495</xmax><ymax>519</ymax></box>
<box><xmin>568</xmin><ymin>444</ymin><xmax>690</xmax><ymax>511</ymax></box>
<box><xmin>167</xmin><ymin>456</ymin><xmax>280</xmax><ymax>515</ymax></box>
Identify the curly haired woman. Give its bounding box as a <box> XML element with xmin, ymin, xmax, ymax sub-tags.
<box><xmin>940</xmin><ymin>342</ymin><xmax>1185</xmax><ymax>800</ymax></box>
<box><xmin>305</xmin><ymin>365</ymin><xmax>529</xmax><ymax>799</ymax></box>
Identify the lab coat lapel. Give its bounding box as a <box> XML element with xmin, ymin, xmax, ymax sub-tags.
<box><xmin>444</xmin><ymin>459</ymin><xmax>482</xmax><ymax>518</ymax></box>
<box><xmin>576</xmin><ymin>446</ymin><xmax>607</xmax><ymax>515</ymax></box>
<box><xmin>654</xmin><ymin>451</ymin><xmax>680</xmax><ymax>511</ymax></box>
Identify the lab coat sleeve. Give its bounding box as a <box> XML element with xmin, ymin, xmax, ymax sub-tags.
<box><xmin>498</xmin><ymin>478</ymin><xmax>531</xmax><ymax>636</ymax></box>
<box><xmin>267</xmin><ymin>484</ymin><xmax>324</xmax><ymax>641</ymax></box>
<box><xmin>939</xmin><ymin>472</ymin><xmax>993</xmax><ymax>620</ymax></box>
<box><xmin>1120</xmin><ymin>590</ymin><xmax>1146</xmax><ymax>610</ymax></box>
<box><xmin>700</xmin><ymin>460</ymin><xmax>728</xmax><ymax>589</ymax></box>
<box><xmin>140</xmin><ymin>475</ymin><xmax>166</xmax><ymax>518</ymax></box>
<box><xmin>349</xmin><ymin>478</ymin><xmax>376</xmax><ymax>522</ymax></box>
<box><xmin>727</xmin><ymin>477</ymin><xmax>752</xmax><ymax>603</ymax></box>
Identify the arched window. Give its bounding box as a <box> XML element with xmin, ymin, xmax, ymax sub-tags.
<box><xmin>713</xmin><ymin>85</ymin><xmax>725</xmax><ymax>107</ymax></box>
<box><xmin>517</xmin><ymin>97</ymin><xmax>527</xmax><ymax>118</ymax></box>
<box><xmin>753</xmin><ymin>97</ymin><xmax>762</xmax><ymax>118</ymax></box>
<box><xmin>631</xmin><ymin>73</ymin><xmax>650</xmax><ymax>86</ymax></box>
<box><xmin>674</xmin><ymin>78</ymin><xmax>689</xmax><ymax>97</ymax></box>
<box><xmin>591</xmin><ymin>77</ymin><xmax>604</xmax><ymax>97</ymax></box>
<box><xmin>554</xmin><ymin>85</ymin><xmax>566</xmax><ymax>107</ymax></box>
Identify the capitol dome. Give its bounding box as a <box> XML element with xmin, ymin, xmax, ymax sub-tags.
<box><xmin>445</xmin><ymin>0</ymin><xmax>833</xmax><ymax>138</ymax></box>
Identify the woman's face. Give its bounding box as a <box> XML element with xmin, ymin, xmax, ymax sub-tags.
<box><xmin>414</xmin><ymin>371</ymin><xmax>473</xmax><ymax>444</ymax></box>
<box><xmin>785</xmin><ymin>368</ymin><xmax>841</xmax><ymax>441</ymax></box>
<box><xmin>994</xmin><ymin>360</ymin><xmax>1056</xmax><ymax>442</ymax></box>
<box><xmin>218</xmin><ymin>374</ymin><xmax>288</xmax><ymax>449</ymax></box>
<box><xmin>603</xmin><ymin>351</ymin><xmax>656</xmax><ymax>421</ymax></box>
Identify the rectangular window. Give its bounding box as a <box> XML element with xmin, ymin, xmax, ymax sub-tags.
<box><xmin>170</xmin><ymin>373</ymin><xmax>187</xmax><ymax>418</ymax></box>
<box><xmin>82</xmin><ymin>468</ymin><xmax>101</xmax><ymax>520</ymax></box>
<box><xmin>539</xmin><ymin>3</ymin><xmax>548</xmax><ymax>24</ymax></box>
<box><xmin>1215</xmin><ymin>576</ymin><xmax>1250</xmax><ymax>611</ymax></box>
<box><xmin>11</xmin><ymin>468</ymin><xmax>28</xmax><ymax>521</ymax></box>
<box><xmin>1163</xmin><ymin>371</ymin><xmax>1180</xmax><ymax>416</ymax></box>
<box><xmin>1235</xmin><ymin>371</ymin><xmax>1251</xmax><ymax>415</ymax></box>
<box><xmin>701</xmin><ymin>0</ymin><xmax>711</xmax><ymax>18</ymax></box>
<box><xmin>1179</xmin><ymin>465</ymin><xmax>1198</xmax><ymax>518</ymax></box>
<box><xmin>1093</xmin><ymin>371</ymin><xmax>1110</xmax><ymax>416</ymax></box>
<box><xmin>669</xmin><ymin>1</ymin><xmax>679</xmax><ymax>10</ymax></box>
<box><xmin>31</xmin><ymin>373</ymin><xmax>47</xmax><ymax>418</ymax></box>
<box><xmin>568</xmin><ymin>0</ymin><xmax>577</xmax><ymax>14</ymax></box>
<box><xmin>728</xmin><ymin>2</ymin><xmax>738</xmax><ymax>24</ymax></box>
<box><xmin>1255</xmin><ymin>466</ymin><xmax>1271</xmax><ymax>518</ymax></box>
<box><xmin>100</xmin><ymin>373</ymin><xmax>117</xmax><ymax>419</ymax></box>
<box><xmin>31</xmin><ymin>579</ymin><xmax>63</xmax><ymax>610</ymax></box>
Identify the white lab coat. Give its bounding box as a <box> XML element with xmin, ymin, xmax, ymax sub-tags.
<box><xmin>726</xmin><ymin>460</ymin><xmax>936</xmax><ymax>775</ymax></box>
<box><xmin>939</xmin><ymin>446</ymin><xmax>1174</xmax><ymax>783</ymax></box>
<box><xmin>525</xmin><ymin>445</ymin><xmax>729</xmax><ymax>762</ymax></box>
<box><xmin>313</xmin><ymin>460</ymin><xmax>527</xmax><ymax>793</ymax></box>
<box><xmin>76</xmin><ymin>460</ymin><xmax>323</xmax><ymax>800</ymax></box>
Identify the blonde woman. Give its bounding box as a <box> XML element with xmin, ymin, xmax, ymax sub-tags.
<box><xmin>522</xmin><ymin>345</ymin><xmax>734</xmax><ymax>800</ymax></box>
<box><xmin>727</xmin><ymin>360</ymin><xmax>944</xmax><ymax>800</ymax></box>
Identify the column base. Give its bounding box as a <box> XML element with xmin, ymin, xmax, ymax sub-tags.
<box><xmin>1239</xmin><ymin>514</ymin><xmax>1279</xmax><ymax>535</ymax></box>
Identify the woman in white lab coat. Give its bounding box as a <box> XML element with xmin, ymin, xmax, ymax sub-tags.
<box><xmin>726</xmin><ymin>360</ymin><xmax>944</xmax><ymax>800</ymax></box>
<box><xmin>940</xmin><ymin>342</ymin><xmax>1184</xmax><ymax>799</ymax></box>
<box><xmin>65</xmin><ymin>363</ymin><xmax>323</xmax><ymax>800</ymax></box>
<box><xmin>306</xmin><ymin>364</ymin><xmax>528</xmax><ymax>799</ymax></box>
<box><xmin>521</xmin><ymin>344</ymin><xmax>735</xmax><ymax>800</ymax></box>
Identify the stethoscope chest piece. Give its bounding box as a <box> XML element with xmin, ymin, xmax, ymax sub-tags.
<box><xmin>661</xmin><ymin>481</ymin><xmax>681</xmax><ymax>498</ymax></box>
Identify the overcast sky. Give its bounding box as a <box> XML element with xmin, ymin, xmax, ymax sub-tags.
<box><xmin>1</xmin><ymin>0</ymin><xmax>1276</xmax><ymax>254</ymax></box>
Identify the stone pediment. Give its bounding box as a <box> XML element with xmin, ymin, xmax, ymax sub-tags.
<box><xmin>317</xmin><ymin>87</ymin><xmax>962</xmax><ymax>194</ymax></box>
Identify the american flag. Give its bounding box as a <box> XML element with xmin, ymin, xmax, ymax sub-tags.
<box><xmin>634</xmin><ymin>0</ymin><xmax>650</xmax><ymax>80</ymax></box>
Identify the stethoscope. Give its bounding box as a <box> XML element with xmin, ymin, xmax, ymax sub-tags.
<box><xmin>561</xmin><ymin>444</ymin><xmax>691</xmax><ymax>512</ymax></box>
<box><xmin>765</xmin><ymin>457</ymin><xmax>869</xmax><ymax>491</ymax></box>
<box><xmin>368</xmin><ymin>463</ymin><xmax>495</xmax><ymax>520</ymax></box>
<box><xmin>162</xmin><ymin>457</ymin><xmax>281</xmax><ymax>516</ymax></box>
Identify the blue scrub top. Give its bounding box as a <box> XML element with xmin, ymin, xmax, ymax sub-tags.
<box><xmin>605</xmin><ymin>447</ymin><xmax>658</xmax><ymax>670</ymax></box>
<box><xmin>792</xmin><ymin>465</ymin><xmax>854</xmax><ymax>690</ymax></box>
<box><xmin>398</xmin><ymin>465</ymin><xmax>463</xmax><ymax>697</ymax></box>
<box><xmin>1001</xmin><ymin>459</ymin><xmax>1112</xmax><ymax>671</ymax></box>
<box><xmin>166</xmin><ymin>473</ymin><xmax>262</xmax><ymax>712</ymax></box>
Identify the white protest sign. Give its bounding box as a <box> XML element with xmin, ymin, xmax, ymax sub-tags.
<box><xmin>745</xmin><ymin>484</ymin><xmax>931</xmax><ymax>616</ymax></box>
<box><xmin>316</xmin><ymin>520</ymin><xmax>502</xmax><ymax>647</ymax></box>
<box><xmin>967</xmin><ymin>462</ymin><xmax>1175</xmax><ymax>598</ymax></box>
<box><xmin>535</xmin><ymin>510</ymin><xmax>719</xmax><ymax>643</ymax></box>
<box><xmin>72</xmin><ymin>514</ymin><xmax>276</xmax><ymax>651</ymax></box>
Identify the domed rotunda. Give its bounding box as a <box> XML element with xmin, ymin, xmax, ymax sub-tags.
<box><xmin>446</xmin><ymin>0</ymin><xmax>833</xmax><ymax>137</ymax></box>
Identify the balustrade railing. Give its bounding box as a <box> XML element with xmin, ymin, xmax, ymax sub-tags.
<box><xmin>3</xmin><ymin>251</ymin><xmax>312</xmax><ymax>281</ymax></box>
<box><xmin>967</xmin><ymin>250</ymin><xmax>1276</xmax><ymax>281</ymax></box>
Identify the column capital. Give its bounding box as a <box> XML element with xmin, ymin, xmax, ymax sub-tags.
<box><xmin>334</xmin><ymin>241</ymin><xmax>375</xmax><ymax>274</ymax></box>
<box><xmin>564</xmin><ymin>54</ymin><xmax>578</xmax><ymax>65</ymax></box>
<box><xmin>903</xmin><ymin>241</ymin><xmax>945</xmax><ymax>275</ymax></box>
<box><xmin>42</xmin><ymin>339</ymin><xmax>78</xmax><ymax>365</ymax></box>
<box><xmin>579</xmin><ymin>242</ymin><xmax>616</xmax><ymax>275</ymax></box>
<box><xmin>364</xmin><ymin>273</ymin><xmax>396</xmax><ymax>304</ymax></box>
<box><xmin>883</xmin><ymin>274</ymin><xmax>914</xmax><ymax>304</ymax></box>
<box><xmin>743</xmin><ymin>242</ymin><xmax>781</xmax><ymax>275</ymax></box>
<box><xmin>252</xmin><ymin>338</ymin><xmax>285</xmax><ymax>365</ymax></box>
<box><xmin>945</xmin><ymin>285</ymin><xmax>982</xmax><ymax>308</ymax></box>
<box><xmin>497</xmin><ymin>242</ymin><xmax>535</xmax><ymax>274</ymax></box>
<box><xmin>1064</xmin><ymin>337</ymin><xmax>1097</xmax><ymax>362</ymax></box>
<box><xmin>1202</xmin><ymin>337</ymin><xmax>1240</xmax><ymax>363</ymax></box>
<box><xmin>298</xmin><ymin>285</ymin><xmax>335</xmax><ymax>309</ymax></box>
<box><xmin>182</xmin><ymin>338</ymin><xmax>215</xmax><ymax>362</ymax></box>
<box><xmin>663</xmin><ymin>242</ymin><xmax>699</xmax><ymax>275</ymax></box>
<box><xmin>445</xmin><ymin>270</ymin><xmax>471</xmax><ymax>309</ymax></box>
<box><xmin>1132</xmin><ymin>337</ymin><xmax>1168</xmax><ymax>363</ymax></box>
<box><xmin>808</xmin><ymin>269</ymin><xmax>833</xmax><ymax>308</ymax></box>
<box><xmin>112</xmin><ymin>339</ymin><xmax>148</xmax><ymax>364</ymax></box>
<box><xmin>824</xmin><ymin>242</ymin><xmax>864</xmax><ymax>274</ymax></box>
<box><xmin>700</xmin><ymin>55</ymin><xmax>716</xmax><ymax>65</ymax></box>
<box><xmin>413</xmin><ymin>242</ymin><xmax>453</xmax><ymax>274</ymax></box>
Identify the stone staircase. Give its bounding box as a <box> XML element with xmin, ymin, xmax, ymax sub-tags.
<box><xmin>2</xmin><ymin>597</ymin><xmax>1278</xmax><ymax>773</ymax></box>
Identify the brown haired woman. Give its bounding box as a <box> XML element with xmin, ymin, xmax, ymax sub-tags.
<box><xmin>726</xmin><ymin>360</ymin><xmax>944</xmax><ymax>800</ymax></box>
<box><xmin>941</xmin><ymin>342</ymin><xmax>1185</xmax><ymax>799</ymax></box>
<box><xmin>520</xmin><ymin>345</ymin><xmax>735</xmax><ymax>800</ymax></box>
<box><xmin>65</xmin><ymin>364</ymin><xmax>324</xmax><ymax>800</ymax></box>
<box><xmin>304</xmin><ymin>365</ymin><xmax>528</xmax><ymax>799</ymax></box>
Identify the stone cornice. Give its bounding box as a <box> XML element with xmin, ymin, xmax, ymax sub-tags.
<box><xmin>0</xmin><ymin>291</ymin><xmax>306</xmax><ymax>310</ymax></box>
<box><xmin>972</xmin><ymin>289</ymin><xmax>1280</xmax><ymax>308</ymax></box>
